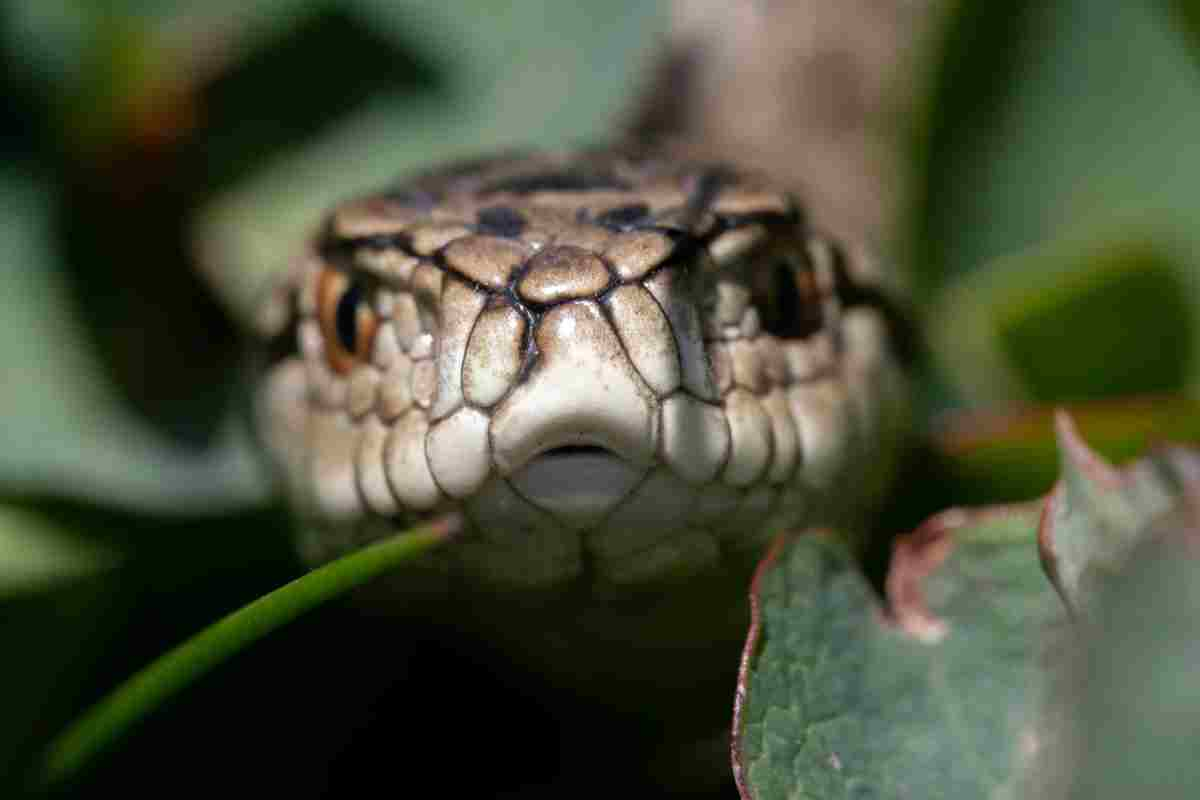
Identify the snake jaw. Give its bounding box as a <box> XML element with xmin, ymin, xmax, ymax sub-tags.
<box><xmin>508</xmin><ymin>449</ymin><xmax>645</xmax><ymax>524</ymax></box>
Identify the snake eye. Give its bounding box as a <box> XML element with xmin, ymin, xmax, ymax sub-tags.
<box><xmin>751</xmin><ymin>250</ymin><xmax>824</xmax><ymax>339</ymax></box>
<box><xmin>317</xmin><ymin>268</ymin><xmax>378</xmax><ymax>374</ymax></box>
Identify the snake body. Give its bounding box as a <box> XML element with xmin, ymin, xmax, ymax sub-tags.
<box><xmin>256</xmin><ymin>148</ymin><xmax>906</xmax><ymax>602</ymax></box>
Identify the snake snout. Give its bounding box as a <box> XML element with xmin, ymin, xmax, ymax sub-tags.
<box><xmin>483</xmin><ymin>297</ymin><xmax>664</xmax><ymax>520</ymax></box>
<box><xmin>488</xmin><ymin>299</ymin><xmax>660</xmax><ymax>476</ymax></box>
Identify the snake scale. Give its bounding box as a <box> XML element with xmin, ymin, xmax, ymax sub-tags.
<box><xmin>252</xmin><ymin>148</ymin><xmax>908</xmax><ymax>704</ymax></box>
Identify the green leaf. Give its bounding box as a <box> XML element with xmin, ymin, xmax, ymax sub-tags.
<box><xmin>0</xmin><ymin>505</ymin><xmax>118</xmax><ymax>597</ymax></box>
<box><xmin>928</xmin><ymin>229</ymin><xmax>1197</xmax><ymax>407</ymax></box>
<box><xmin>0</xmin><ymin>169</ymin><xmax>270</xmax><ymax>513</ymax></box>
<box><xmin>735</xmin><ymin>418</ymin><xmax>1200</xmax><ymax>798</ymax></box>
<box><xmin>1038</xmin><ymin>411</ymin><xmax>1200</xmax><ymax>614</ymax></box>
<box><xmin>913</xmin><ymin>0</ymin><xmax>1200</xmax><ymax>288</ymax></box>
<box><xmin>994</xmin><ymin>239</ymin><xmax>1191</xmax><ymax>402</ymax></box>
<box><xmin>1165</xmin><ymin>0</ymin><xmax>1200</xmax><ymax>58</ymax></box>
<box><xmin>1024</xmin><ymin>435</ymin><xmax>1200</xmax><ymax>799</ymax></box>
<box><xmin>911</xmin><ymin>0</ymin><xmax>1200</xmax><ymax>404</ymax></box>
<box><xmin>733</xmin><ymin>506</ymin><xmax>1055</xmax><ymax>799</ymax></box>
<box><xmin>39</xmin><ymin>515</ymin><xmax>458</xmax><ymax>788</ymax></box>
<box><xmin>1055</xmin><ymin>509</ymin><xmax>1200</xmax><ymax>800</ymax></box>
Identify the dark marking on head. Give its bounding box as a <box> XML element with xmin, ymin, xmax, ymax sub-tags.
<box><xmin>684</xmin><ymin>166</ymin><xmax>739</xmax><ymax>221</ymax></box>
<box><xmin>647</xmin><ymin>231</ymin><xmax>704</xmax><ymax>273</ymax></box>
<box><xmin>716</xmin><ymin>205</ymin><xmax>804</xmax><ymax>232</ymax></box>
<box><xmin>480</xmin><ymin>170</ymin><xmax>633</xmax><ymax>195</ymax></box>
<box><xmin>475</xmin><ymin>205</ymin><xmax>528</xmax><ymax>238</ymax></box>
<box><xmin>380</xmin><ymin>188</ymin><xmax>436</xmax><ymax>211</ymax></box>
<box><xmin>318</xmin><ymin>231</ymin><xmax>402</xmax><ymax>265</ymax></box>
<box><xmin>829</xmin><ymin>244</ymin><xmax>921</xmax><ymax>366</ymax></box>
<box><xmin>593</xmin><ymin>203</ymin><xmax>651</xmax><ymax>232</ymax></box>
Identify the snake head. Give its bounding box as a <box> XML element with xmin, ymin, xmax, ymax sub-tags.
<box><xmin>255</xmin><ymin>150</ymin><xmax>906</xmax><ymax>591</ymax></box>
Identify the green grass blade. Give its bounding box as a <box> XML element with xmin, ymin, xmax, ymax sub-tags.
<box><xmin>40</xmin><ymin>515</ymin><xmax>459</xmax><ymax>787</ymax></box>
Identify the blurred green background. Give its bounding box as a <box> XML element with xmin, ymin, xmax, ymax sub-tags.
<box><xmin>2</xmin><ymin>0</ymin><xmax>1198</xmax><ymax>797</ymax></box>
<box><xmin>1</xmin><ymin>2</ymin><xmax>672</xmax><ymax>796</ymax></box>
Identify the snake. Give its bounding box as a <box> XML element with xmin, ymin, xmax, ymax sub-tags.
<box><xmin>252</xmin><ymin>147</ymin><xmax>908</xmax><ymax>691</ymax></box>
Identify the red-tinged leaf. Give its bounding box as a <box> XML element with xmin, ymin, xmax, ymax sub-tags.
<box><xmin>732</xmin><ymin>504</ymin><xmax>1053</xmax><ymax>800</ymax></box>
<box><xmin>735</xmin><ymin>412</ymin><xmax>1200</xmax><ymax>798</ymax></box>
<box><xmin>1038</xmin><ymin>410</ymin><xmax>1200</xmax><ymax>614</ymax></box>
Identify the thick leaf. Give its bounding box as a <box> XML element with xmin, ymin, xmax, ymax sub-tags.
<box><xmin>735</xmin><ymin>414</ymin><xmax>1200</xmax><ymax>798</ymax></box>
<box><xmin>1028</xmin><ymin>437</ymin><xmax>1200</xmax><ymax>799</ymax></box>
<box><xmin>1054</xmin><ymin>513</ymin><xmax>1200</xmax><ymax>800</ymax></box>
<box><xmin>911</xmin><ymin>0</ymin><xmax>1200</xmax><ymax>404</ymax></box>
<box><xmin>0</xmin><ymin>170</ymin><xmax>270</xmax><ymax>512</ymax></box>
<box><xmin>995</xmin><ymin>241</ymin><xmax>1191</xmax><ymax>402</ymax></box>
<box><xmin>732</xmin><ymin>505</ymin><xmax>1055</xmax><ymax>799</ymax></box>
<box><xmin>927</xmin><ymin>229</ymin><xmax>1198</xmax><ymax>407</ymax></box>
<box><xmin>0</xmin><ymin>506</ymin><xmax>117</xmax><ymax>597</ymax></box>
<box><xmin>1038</xmin><ymin>410</ymin><xmax>1200</xmax><ymax>614</ymax></box>
<box><xmin>913</xmin><ymin>0</ymin><xmax>1200</xmax><ymax>287</ymax></box>
<box><xmin>1166</xmin><ymin>0</ymin><xmax>1200</xmax><ymax>56</ymax></box>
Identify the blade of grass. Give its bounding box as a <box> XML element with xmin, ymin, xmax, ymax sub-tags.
<box><xmin>40</xmin><ymin>514</ymin><xmax>460</xmax><ymax>787</ymax></box>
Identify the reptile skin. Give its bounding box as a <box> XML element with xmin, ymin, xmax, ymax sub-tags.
<box><xmin>255</xmin><ymin>148</ymin><xmax>907</xmax><ymax>601</ymax></box>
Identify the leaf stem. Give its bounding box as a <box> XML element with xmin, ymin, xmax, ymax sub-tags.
<box><xmin>40</xmin><ymin>514</ymin><xmax>460</xmax><ymax>787</ymax></box>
